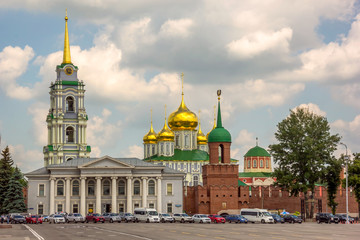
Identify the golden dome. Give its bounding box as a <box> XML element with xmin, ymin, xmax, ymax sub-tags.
<box><xmin>143</xmin><ymin>110</ymin><xmax>157</xmax><ymax>144</ymax></box>
<box><xmin>206</xmin><ymin>105</ymin><xmax>216</xmax><ymax>139</ymax></box>
<box><xmin>197</xmin><ymin>111</ymin><xmax>207</xmax><ymax>145</ymax></box>
<box><xmin>157</xmin><ymin>106</ymin><xmax>174</xmax><ymax>142</ymax></box>
<box><xmin>168</xmin><ymin>73</ymin><xmax>198</xmax><ymax>131</ymax></box>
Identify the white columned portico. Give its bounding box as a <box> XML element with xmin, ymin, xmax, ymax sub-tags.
<box><xmin>142</xmin><ymin>177</ymin><xmax>148</xmax><ymax>208</ymax></box>
<box><xmin>80</xmin><ymin>177</ymin><xmax>86</xmax><ymax>216</ymax></box>
<box><xmin>111</xmin><ymin>177</ymin><xmax>118</xmax><ymax>213</ymax></box>
<box><xmin>157</xmin><ymin>177</ymin><xmax>162</xmax><ymax>212</ymax></box>
<box><xmin>126</xmin><ymin>177</ymin><xmax>133</xmax><ymax>213</ymax></box>
<box><xmin>96</xmin><ymin>177</ymin><xmax>102</xmax><ymax>214</ymax></box>
<box><xmin>49</xmin><ymin>177</ymin><xmax>55</xmax><ymax>214</ymax></box>
<box><xmin>65</xmin><ymin>177</ymin><xmax>71</xmax><ymax>213</ymax></box>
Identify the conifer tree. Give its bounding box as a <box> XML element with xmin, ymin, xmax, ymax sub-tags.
<box><xmin>3</xmin><ymin>167</ymin><xmax>27</xmax><ymax>213</ymax></box>
<box><xmin>0</xmin><ymin>146</ymin><xmax>14</xmax><ymax>214</ymax></box>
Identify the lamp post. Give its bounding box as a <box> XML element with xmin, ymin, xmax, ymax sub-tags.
<box><xmin>340</xmin><ymin>142</ymin><xmax>349</xmax><ymax>224</ymax></box>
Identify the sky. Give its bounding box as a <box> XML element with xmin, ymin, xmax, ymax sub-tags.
<box><xmin>1</xmin><ymin>0</ymin><xmax>360</xmax><ymax>174</ymax></box>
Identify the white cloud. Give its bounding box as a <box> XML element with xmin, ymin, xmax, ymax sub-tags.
<box><xmin>332</xmin><ymin>114</ymin><xmax>360</xmax><ymax>148</ymax></box>
<box><xmin>122</xmin><ymin>145</ymin><xmax>143</xmax><ymax>159</ymax></box>
<box><xmin>28</xmin><ymin>102</ymin><xmax>48</xmax><ymax>146</ymax></box>
<box><xmin>160</xmin><ymin>18</ymin><xmax>193</xmax><ymax>38</ymax></box>
<box><xmin>8</xmin><ymin>144</ymin><xmax>43</xmax><ymax>173</ymax></box>
<box><xmin>331</xmin><ymin>83</ymin><xmax>360</xmax><ymax>109</ymax></box>
<box><xmin>292</xmin><ymin>103</ymin><xmax>327</xmax><ymax>117</ymax></box>
<box><xmin>234</xmin><ymin>129</ymin><xmax>255</xmax><ymax>146</ymax></box>
<box><xmin>227</xmin><ymin>28</ymin><xmax>293</xmax><ymax>59</ymax></box>
<box><xmin>0</xmin><ymin>45</ymin><xmax>34</xmax><ymax>100</ymax></box>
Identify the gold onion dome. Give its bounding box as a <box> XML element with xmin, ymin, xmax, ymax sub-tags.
<box><xmin>168</xmin><ymin>73</ymin><xmax>198</xmax><ymax>131</ymax></box>
<box><xmin>143</xmin><ymin>110</ymin><xmax>157</xmax><ymax>144</ymax></box>
<box><xmin>197</xmin><ymin>111</ymin><xmax>207</xmax><ymax>145</ymax></box>
<box><xmin>157</xmin><ymin>106</ymin><xmax>174</xmax><ymax>142</ymax></box>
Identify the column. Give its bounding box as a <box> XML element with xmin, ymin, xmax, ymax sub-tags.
<box><xmin>96</xmin><ymin>177</ymin><xmax>102</xmax><ymax>214</ymax></box>
<box><xmin>126</xmin><ymin>177</ymin><xmax>133</xmax><ymax>213</ymax></box>
<box><xmin>142</xmin><ymin>177</ymin><xmax>148</xmax><ymax>208</ymax></box>
<box><xmin>65</xmin><ymin>177</ymin><xmax>71</xmax><ymax>213</ymax></box>
<box><xmin>157</xmin><ymin>177</ymin><xmax>162</xmax><ymax>212</ymax></box>
<box><xmin>111</xmin><ymin>177</ymin><xmax>118</xmax><ymax>213</ymax></box>
<box><xmin>49</xmin><ymin>177</ymin><xmax>55</xmax><ymax>214</ymax></box>
<box><xmin>80</xmin><ymin>177</ymin><xmax>86</xmax><ymax>216</ymax></box>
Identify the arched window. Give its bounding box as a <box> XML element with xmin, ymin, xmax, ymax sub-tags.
<box><xmin>247</xmin><ymin>159</ymin><xmax>251</xmax><ymax>168</ymax></box>
<box><xmin>133</xmin><ymin>180</ymin><xmax>140</xmax><ymax>195</ymax></box>
<box><xmin>66</xmin><ymin>96</ymin><xmax>74</xmax><ymax>112</ymax></box>
<box><xmin>103</xmin><ymin>180</ymin><xmax>110</xmax><ymax>195</ymax></box>
<box><xmin>66</xmin><ymin>127</ymin><xmax>74</xmax><ymax>143</ymax></box>
<box><xmin>118</xmin><ymin>180</ymin><xmax>126</xmax><ymax>195</ymax></box>
<box><xmin>266</xmin><ymin>159</ymin><xmax>269</xmax><ymax>168</ymax></box>
<box><xmin>148</xmin><ymin>180</ymin><xmax>155</xmax><ymax>195</ymax></box>
<box><xmin>57</xmin><ymin>180</ymin><xmax>64</xmax><ymax>196</ymax></box>
<box><xmin>72</xmin><ymin>180</ymin><xmax>79</xmax><ymax>196</ymax></box>
<box><xmin>185</xmin><ymin>135</ymin><xmax>189</xmax><ymax>147</ymax></box>
<box><xmin>260</xmin><ymin>159</ymin><xmax>263</xmax><ymax>168</ymax></box>
<box><xmin>253</xmin><ymin>159</ymin><xmax>257</xmax><ymax>168</ymax></box>
<box><xmin>175</xmin><ymin>135</ymin><xmax>180</xmax><ymax>147</ymax></box>
<box><xmin>161</xmin><ymin>143</ymin><xmax>164</xmax><ymax>154</ymax></box>
<box><xmin>152</xmin><ymin>145</ymin><xmax>155</xmax><ymax>155</ymax></box>
<box><xmin>67</xmin><ymin>158</ymin><xmax>73</xmax><ymax>161</ymax></box>
<box><xmin>166</xmin><ymin>144</ymin><xmax>170</xmax><ymax>155</ymax></box>
<box><xmin>219</xmin><ymin>144</ymin><xmax>225</xmax><ymax>163</ymax></box>
<box><xmin>193</xmin><ymin>175</ymin><xmax>199</xmax><ymax>186</ymax></box>
<box><xmin>88</xmin><ymin>180</ymin><xmax>95</xmax><ymax>196</ymax></box>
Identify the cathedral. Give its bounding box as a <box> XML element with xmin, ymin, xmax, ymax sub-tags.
<box><xmin>25</xmin><ymin>12</ymin><xmax>184</xmax><ymax>216</ymax></box>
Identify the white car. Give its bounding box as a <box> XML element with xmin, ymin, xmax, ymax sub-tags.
<box><xmin>192</xmin><ymin>214</ymin><xmax>211</xmax><ymax>224</ymax></box>
<box><xmin>159</xmin><ymin>213</ymin><xmax>174</xmax><ymax>223</ymax></box>
<box><xmin>49</xmin><ymin>214</ymin><xmax>66</xmax><ymax>224</ymax></box>
<box><xmin>172</xmin><ymin>213</ymin><xmax>194</xmax><ymax>223</ymax></box>
<box><xmin>134</xmin><ymin>208</ymin><xmax>160</xmax><ymax>223</ymax></box>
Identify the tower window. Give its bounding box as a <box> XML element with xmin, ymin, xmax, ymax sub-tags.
<box><xmin>247</xmin><ymin>159</ymin><xmax>251</xmax><ymax>168</ymax></box>
<box><xmin>260</xmin><ymin>159</ymin><xmax>263</xmax><ymax>168</ymax></box>
<box><xmin>253</xmin><ymin>159</ymin><xmax>257</xmax><ymax>168</ymax></box>
<box><xmin>66</xmin><ymin>127</ymin><xmax>74</xmax><ymax>143</ymax></box>
<box><xmin>66</xmin><ymin>96</ymin><xmax>74</xmax><ymax>112</ymax></box>
<box><xmin>266</xmin><ymin>159</ymin><xmax>269</xmax><ymax>168</ymax></box>
<box><xmin>193</xmin><ymin>175</ymin><xmax>199</xmax><ymax>186</ymax></box>
<box><xmin>175</xmin><ymin>135</ymin><xmax>180</xmax><ymax>147</ymax></box>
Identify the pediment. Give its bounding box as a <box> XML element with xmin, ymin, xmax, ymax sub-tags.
<box><xmin>79</xmin><ymin>156</ymin><xmax>134</xmax><ymax>169</ymax></box>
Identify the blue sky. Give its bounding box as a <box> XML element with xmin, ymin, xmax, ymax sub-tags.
<box><xmin>1</xmin><ymin>1</ymin><xmax>360</xmax><ymax>173</ymax></box>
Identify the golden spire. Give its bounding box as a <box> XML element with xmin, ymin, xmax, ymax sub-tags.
<box><xmin>62</xmin><ymin>9</ymin><xmax>72</xmax><ymax>64</ymax></box>
<box><xmin>180</xmin><ymin>72</ymin><xmax>185</xmax><ymax>108</ymax></box>
<box><xmin>157</xmin><ymin>105</ymin><xmax>174</xmax><ymax>142</ymax></box>
<box><xmin>143</xmin><ymin>108</ymin><xmax>157</xmax><ymax>144</ymax></box>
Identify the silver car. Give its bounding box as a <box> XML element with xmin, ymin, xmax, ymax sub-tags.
<box><xmin>172</xmin><ymin>213</ymin><xmax>194</xmax><ymax>223</ymax></box>
<box><xmin>103</xmin><ymin>213</ymin><xmax>121</xmax><ymax>223</ymax></box>
<box><xmin>192</xmin><ymin>214</ymin><xmax>211</xmax><ymax>224</ymax></box>
<box><xmin>66</xmin><ymin>213</ymin><xmax>85</xmax><ymax>223</ymax></box>
<box><xmin>159</xmin><ymin>213</ymin><xmax>174</xmax><ymax>223</ymax></box>
<box><xmin>120</xmin><ymin>213</ymin><xmax>136</xmax><ymax>223</ymax></box>
<box><xmin>49</xmin><ymin>214</ymin><xmax>66</xmax><ymax>224</ymax></box>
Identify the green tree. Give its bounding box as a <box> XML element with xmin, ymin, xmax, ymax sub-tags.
<box><xmin>347</xmin><ymin>153</ymin><xmax>360</xmax><ymax>216</ymax></box>
<box><xmin>3</xmin><ymin>167</ymin><xmax>27</xmax><ymax>213</ymax></box>
<box><xmin>0</xmin><ymin>146</ymin><xmax>14</xmax><ymax>214</ymax></box>
<box><xmin>269</xmin><ymin>108</ymin><xmax>341</xmax><ymax>219</ymax></box>
<box><xmin>324</xmin><ymin>157</ymin><xmax>343</xmax><ymax>214</ymax></box>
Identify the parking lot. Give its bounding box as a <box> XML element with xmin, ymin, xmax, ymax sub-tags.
<box><xmin>1</xmin><ymin>221</ymin><xmax>360</xmax><ymax>240</ymax></box>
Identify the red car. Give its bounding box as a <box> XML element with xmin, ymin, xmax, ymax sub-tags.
<box><xmin>208</xmin><ymin>214</ymin><xmax>226</xmax><ymax>223</ymax></box>
<box><xmin>26</xmin><ymin>215</ymin><xmax>43</xmax><ymax>224</ymax></box>
<box><xmin>86</xmin><ymin>213</ymin><xmax>105</xmax><ymax>223</ymax></box>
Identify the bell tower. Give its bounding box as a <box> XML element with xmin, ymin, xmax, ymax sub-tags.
<box><xmin>43</xmin><ymin>10</ymin><xmax>91</xmax><ymax>166</ymax></box>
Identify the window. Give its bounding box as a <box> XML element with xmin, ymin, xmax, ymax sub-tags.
<box><xmin>66</xmin><ymin>127</ymin><xmax>74</xmax><ymax>143</ymax></box>
<box><xmin>247</xmin><ymin>159</ymin><xmax>251</xmax><ymax>168</ymax></box>
<box><xmin>193</xmin><ymin>176</ymin><xmax>199</xmax><ymax>186</ymax></box>
<box><xmin>166</xmin><ymin>144</ymin><xmax>170</xmax><ymax>155</ymax></box>
<box><xmin>66</xmin><ymin>96</ymin><xmax>74</xmax><ymax>112</ymax></box>
<box><xmin>260</xmin><ymin>159</ymin><xmax>263</xmax><ymax>168</ymax></box>
<box><xmin>161</xmin><ymin>143</ymin><xmax>164</xmax><ymax>154</ymax></box>
<box><xmin>119</xmin><ymin>203</ymin><xmax>125</xmax><ymax>213</ymax></box>
<box><xmin>57</xmin><ymin>180</ymin><xmax>64</xmax><ymax>196</ymax></box>
<box><xmin>175</xmin><ymin>135</ymin><xmax>180</xmax><ymax>147</ymax></box>
<box><xmin>152</xmin><ymin>145</ymin><xmax>155</xmax><ymax>155</ymax></box>
<box><xmin>57</xmin><ymin>204</ymin><xmax>63</xmax><ymax>212</ymax></box>
<box><xmin>39</xmin><ymin>184</ymin><xmax>45</xmax><ymax>197</ymax></box>
<box><xmin>253</xmin><ymin>159</ymin><xmax>257</xmax><ymax>168</ymax></box>
<box><xmin>38</xmin><ymin>204</ymin><xmax>43</xmax><ymax>215</ymax></box>
<box><xmin>134</xmin><ymin>203</ymin><xmax>140</xmax><ymax>208</ymax></box>
<box><xmin>118</xmin><ymin>180</ymin><xmax>125</xmax><ymax>195</ymax></box>
<box><xmin>185</xmin><ymin>135</ymin><xmax>189</xmax><ymax>147</ymax></box>
<box><xmin>88</xmin><ymin>180</ymin><xmax>95</xmax><ymax>196</ymax></box>
<box><xmin>167</xmin><ymin>203</ymin><xmax>173</xmax><ymax>213</ymax></box>
<box><xmin>149</xmin><ymin>203</ymin><xmax>154</xmax><ymax>208</ymax></box>
<box><xmin>133</xmin><ymin>180</ymin><xmax>140</xmax><ymax>195</ymax></box>
<box><xmin>167</xmin><ymin>183</ymin><xmax>173</xmax><ymax>195</ymax></box>
<box><xmin>266</xmin><ymin>159</ymin><xmax>269</xmax><ymax>168</ymax></box>
<box><xmin>72</xmin><ymin>180</ymin><xmax>79</xmax><ymax>196</ymax></box>
<box><xmin>88</xmin><ymin>204</ymin><xmax>94</xmax><ymax>213</ymax></box>
<box><xmin>147</xmin><ymin>146</ymin><xmax>149</xmax><ymax>156</ymax></box>
<box><xmin>73</xmin><ymin>204</ymin><xmax>79</xmax><ymax>213</ymax></box>
<box><xmin>103</xmin><ymin>180</ymin><xmax>110</xmax><ymax>195</ymax></box>
<box><xmin>148</xmin><ymin>180</ymin><xmax>155</xmax><ymax>195</ymax></box>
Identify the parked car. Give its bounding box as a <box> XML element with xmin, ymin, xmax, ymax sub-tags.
<box><xmin>172</xmin><ymin>213</ymin><xmax>194</xmax><ymax>223</ymax></box>
<box><xmin>159</xmin><ymin>213</ymin><xmax>174</xmax><ymax>223</ymax></box>
<box><xmin>26</xmin><ymin>215</ymin><xmax>43</xmax><ymax>224</ymax></box>
<box><xmin>11</xmin><ymin>215</ymin><xmax>26</xmax><ymax>224</ymax></box>
<box><xmin>283</xmin><ymin>215</ymin><xmax>302</xmax><ymax>224</ymax></box>
<box><xmin>240</xmin><ymin>208</ymin><xmax>274</xmax><ymax>223</ymax></box>
<box><xmin>42</xmin><ymin>215</ymin><xmax>49</xmax><ymax>222</ymax></box>
<box><xmin>271</xmin><ymin>214</ymin><xmax>285</xmax><ymax>224</ymax></box>
<box><xmin>316</xmin><ymin>213</ymin><xmax>339</xmax><ymax>224</ymax></box>
<box><xmin>134</xmin><ymin>208</ymin><xmax>160</xmax><ymax>223</ymax></box>
<box><xmin>49</xmin><ymin>214</ymin><xmax>66</xmax><ymax>224</ymax></box>
<box><xmin>103</xmin><ymin>213</ymin><xmax>121</xmax><ymax>223</ymax></box>
<box><xmin>120</xmin><ymin>213</ymin><xmax>136</xmax><ymax>223</ymax></box>
<box><xmin>335</xmin><ymin>214</ymin><xmax>354</xmax><ymax>224</ymax></box>
<box><xmin>66</xmin><ymin>213</ymin><xmax>85</xmax><ymax>223</ymax></box>
<box><xmin>86</xmin><ymin>213</ymin><xmax>105</xmax><ymax>223</ymax></box>
<box><xmin>208</xmin><ymin>214</ymin><xmax>226</xmax><ymax>223</ymax></box>
<box><xmin>225</xmin><ymin>214</ymin><xmax>248</xmax><ymax>224</ymax></box>
<box><xmin>192</xmin><ymin>214</ymin><xmax>211</xmax><ymax>224</ymax></box>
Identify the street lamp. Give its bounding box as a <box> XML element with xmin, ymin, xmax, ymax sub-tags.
<box><xmin>340</xmin><ymin>142</ymin><xmax>349</xmax><ymax>224</ymax></box>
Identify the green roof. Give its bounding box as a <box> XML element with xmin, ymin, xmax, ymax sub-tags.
<box><xmin>238</xmin><ymin>179</ymin><xmax>247</xmax><ymax>186</ymax></box>
<box><xmin>238</xmin><ymin>172</ymin><xmax>273</xmax><ymax>177</ymax></box>
<box><xmin>86</xmin><ymin>146</ymin><xmax>91</xmax><ymax>152</ymax></box>
<box><xmin>244</xmin><ymin>146</ymin><xmax>271</xmax><ymax>157</ymax></box>
<box><xmin>208</xmin><ymin>98</ymin><xmax>231</xmax><ymax>143</ymax></box>
<box><xmin>47</xmin><ymin>145</ymin><xmax>53</xmax><ymax>151</ymax></box>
